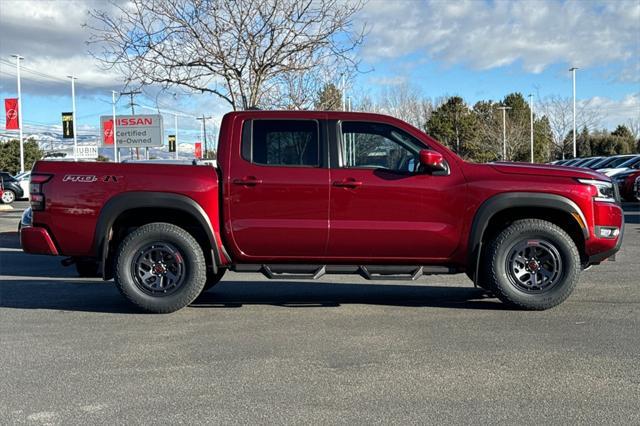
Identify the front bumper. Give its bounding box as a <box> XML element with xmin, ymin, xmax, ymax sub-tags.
<box><xmin>20</xmin><ymin>226</ymin><xmax>59</xmax><ymax>256</ymax></box>
<box><xmin>586</xmin><ymin>202</ymin><xmax>624</xmax><ymax>264</ymax></box>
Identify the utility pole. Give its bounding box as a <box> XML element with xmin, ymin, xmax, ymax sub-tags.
<box><xmin>497</xmin><ymin>106</ymin><xmax>512</xmax><ymax>161</ymax></box>
<box><xmin>111</xmin><ymin>91</ymin><xmax>119</xmax><ymax>163</ymax></box>
<box><xmin>12</xmin><ymin>54</ymin><xmax>24</xmax><ymax>173</ymax></box>
<box><xmin>569</xmin><ymin>67</ymin><xmax>578</xmax><ymax>158</ymax></box>
<box><xmin>174</xmin><ymin>114</ymin><xmax>179</xmax><ymax>160</ymax></box>
<box><xmin>341</xmin><ymin>73</ymin><xmax>346</xmax><ymax>111</ymax></box>
<box><xmin>67</xmin><ymin>75</ymin><xmax>78</xmax><ymax>161</ymax></box>
<box><xmin>196</xmin><ymin>115</ymin><xmax>212</xmax><ymax>159</ymax></box>
<box><xmin>121</xmin><ymin>90</ymin><xmax>141</xmax><ymax>159</ymax></box>
<box><xmin>528</xmin><ymin>94</ymin><xmax>534</xmax><ymax>163</ymax></box>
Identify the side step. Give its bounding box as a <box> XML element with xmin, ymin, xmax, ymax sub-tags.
<box><xmin>231</xmin><ymin>264</ymin><xmax>457</xmax><ymax>281</ymax></box>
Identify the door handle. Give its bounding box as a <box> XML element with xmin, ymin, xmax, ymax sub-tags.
<box><xmin>232</xmin><ymin>176</ymin><xmax>262</xmax><ymax>186</ymax></box>
<box><xmin>333</xmin><ymin>178</ymin><xmax>363</xmax><ymax>188</ymax></box>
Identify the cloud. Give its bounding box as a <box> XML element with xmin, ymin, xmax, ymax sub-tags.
<box><xmin>0</xmin><ymin>0</ymin><xmax>124</xmax><ymax>94</ymax></box>
<box><xmin>580</xmin><ymin>93</ymin><xmax>640</xmax><ymax>129</ymax></box>
<box><xmin>359</xmin><ymin>0</ymin><xmax>640</xmax><ymax>81</ymax></box>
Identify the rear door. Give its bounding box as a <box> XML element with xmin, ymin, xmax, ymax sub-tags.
<box><xmin>326</xmin><ymin>120</ymin><xmax>466</xmax><ymax>261</ymax></box>
<box><xmin>225</xmin><ymin>116</ymin><xmax>330</xmax><ymax>260</ymax></box>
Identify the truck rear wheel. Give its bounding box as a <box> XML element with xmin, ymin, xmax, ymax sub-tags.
<box><xmin>482</xmin><ymin>219</ymin><xmax>580</xmax><ymax>310</ymax></box>
<box><xmin>114</xmin><ymin>222</ymin><xmax>207</xmax><ymax>313</ymax></box>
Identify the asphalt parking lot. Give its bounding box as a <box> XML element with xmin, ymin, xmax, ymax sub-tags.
<box><xmin>1</xmin><ymin>200</ymin><xmax>638</xmax><ymax>424</ymax></box>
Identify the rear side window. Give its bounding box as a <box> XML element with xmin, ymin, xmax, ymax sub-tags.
<box><xmin>242</xmin><ymin>120</ymin><xmax>319</xmax><ymax>167</ymax></box>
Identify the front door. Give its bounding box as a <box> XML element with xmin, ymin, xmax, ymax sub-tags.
<box><xmin>226</xmin><ymin>117</ymin><xmax>330</xmax><ymax>260</ymax></box>
<box><xmin>327</xmin><ymin>120</ymin><xmax>465</xmax><ymax>262</ymax></box>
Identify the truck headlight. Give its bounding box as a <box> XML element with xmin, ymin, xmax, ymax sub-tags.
<box><xmin>578</xmin><ymin>179</ymin><xmax>615</xmax><ymax>203</ymax></box>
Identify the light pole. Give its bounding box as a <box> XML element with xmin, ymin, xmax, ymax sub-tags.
<box><xmin>196</xmin><ymin>115</ymin><xmax>212</xmax><ymax>159</ymax></box>
<box><xmin>497</xmin><ymin>106</ymin><xmax>512</xmax><ymax>160</ymax></box>
<box><xmin>11</xmin><ymin>54</ymin><xmax>24</xmax><ymax>173</ymax></box>
<box><xmin>528</xmin><ymin>94</ymin><xmax>534</xmax><ymax>163</ymax></box>
<box><xmin>111</xmin><ymin>91</ymin><xmax>119</xmax><ymax>163</ymax></box>
<box><xmin>569</xmin><ymin>67</ymin><xmax>578</xmax><ymax>158</ymax></box>
<box><xmin>67</xmin><ymin>75</ymin><xmax>78</xmax><ymax>161</ymax></box>
<box><xmin>174</xmin><ymin>114</ymin><xmax>179</xmax><ymax>160</ymax></box>
<box><xmin>341</xmin><ymin>73</ymin><xmax>346</xmax><ymax>111</ymax></box>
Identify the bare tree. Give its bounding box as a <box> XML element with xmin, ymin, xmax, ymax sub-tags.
<box><xmin>87</xmin><ymin>0</ymin><xmax>366</xmax><ymax>110</ymax></box>
<box><xmin>537</xmin><ymin>95</ymin><xmax>601</xmax><ymax>158</ymax></box>
<box><xmin>351</xmin><ymin>84</ymin><xmax>432</xmax><ymax>130</ymax></box>
<box><xmin>376</xmin><ymin>84</ymin><xmax>432</xmax><ymax>131</ymax></box>
<box><xmin>626</xmin><ymin>117</ymin><xmax>640</xmax><ymax>140</ymax></box>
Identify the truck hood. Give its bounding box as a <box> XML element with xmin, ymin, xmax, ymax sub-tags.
<box><xmin>489</xmin><ymin>162</ymin><xmax>610</xmax><ymax>181</ymax></box>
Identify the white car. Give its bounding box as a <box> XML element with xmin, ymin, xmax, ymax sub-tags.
<box><xmin>13</xmin><ymin>171</ymin><xmax>30</xmax><ymax>200</ymax></box>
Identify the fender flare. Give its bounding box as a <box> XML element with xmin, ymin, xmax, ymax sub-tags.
<box><xmin>94</xmin><ymin>191</ymin><xmax>221</xmax><ymax>277</ymax></box>
<box><xmin>467</xmin><ymin>192</ymin><xmax>588</xmax><ymax>283</ymax></box>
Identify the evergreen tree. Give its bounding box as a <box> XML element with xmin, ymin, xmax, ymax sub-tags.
<box><xmin>314</xmin><ymin>83</ymin><xmax>342</xmax><ymax>111</ymax></box>
<box><xmin>0</xmin><ymin>138</ymin><xmax>43</xmax><ymax>175</ymax></box>
<box><xmin>426</xmin><ymin>96</ymin><xmax>477</xmax><ymax>156</ymax></box>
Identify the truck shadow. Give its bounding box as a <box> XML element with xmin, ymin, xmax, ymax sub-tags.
<box><xmin>622</xmin><ymin>202</ymin><xmax>639</xmax><ymax>224</ymax></box>
<box><xmin>0</xmin><ymin>279</ymin><xmax>506</xmax><ymax>313</ymax></box>
<box><xmin>192</xmin><ymin>281</ymin><xmax>505</xmax><ymax>310</ymax></box>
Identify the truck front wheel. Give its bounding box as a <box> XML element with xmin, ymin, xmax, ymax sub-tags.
<box><xmin>114</xmin><ymin>222</ymin><xmax>207</xmax><ymax>313</ymax></box>
<box><xmin>482</xmin><ymin>219</ymin><xmax>580</xmax><ymax>310</ymax></box>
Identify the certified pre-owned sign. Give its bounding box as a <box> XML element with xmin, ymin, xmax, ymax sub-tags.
<box><xmin>100</xmin><ymin>114</ymin><xmax>163</xmax><ymax>148</ymax></box>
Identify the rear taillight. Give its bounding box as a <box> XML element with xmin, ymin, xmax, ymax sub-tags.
<box><xmin>29</xmin><ymin>173</ymin><xmax>52</xmax><ymax>211</ymax></box>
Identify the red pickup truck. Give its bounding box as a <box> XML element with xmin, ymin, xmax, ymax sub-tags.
<box><xmin>21</xmin><ymin>111</ymin><xmax>624</xmax><ymax>313</ymax></box>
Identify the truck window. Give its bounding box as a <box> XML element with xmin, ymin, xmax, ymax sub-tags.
<box><xmin>340</xmin><ymin>122</ymin><xmax>424</xmax><ymax>172</ymax></box>
<box><xmin>243</xmin><ymin>120</ymin><xmax>319</xmax><ymax>167</ymax></box>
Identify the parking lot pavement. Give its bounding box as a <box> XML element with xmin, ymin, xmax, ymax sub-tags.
<box><xmin>1</xmin><ymin>202</ymin><xmax>639</xmax><ymax>424</ymax></box>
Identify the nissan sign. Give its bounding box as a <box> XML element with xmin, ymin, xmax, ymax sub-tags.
<box><xmin>100</xmin><ymin>114</ymin><xmax>163</xmax><ymax>148</ymax></box>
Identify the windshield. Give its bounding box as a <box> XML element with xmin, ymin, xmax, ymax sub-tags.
<box><xmin>617</xmin><ymin>156</ymin><xmax>640</xmax><ymax>168</ymax></box>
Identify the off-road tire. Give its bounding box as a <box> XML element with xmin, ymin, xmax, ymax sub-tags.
<box><xmin>114</xmin><ymin>222</ymin><xmax>206</xmax><ymax>313</ymax></box>
<box><xmin>482</xmin><ymin>219</ymin><xmax>580</xmax><ymax>310</ymax></box>
<box><xmin>75</xmin><ymin>259</ymin><xmax>100</xmax><ymax>277</ymax></box>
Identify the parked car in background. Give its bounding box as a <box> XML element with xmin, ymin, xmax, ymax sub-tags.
<box><xmin>576</xmin><ymin>157</ymin><xmax>604</xmax><ymax>169</ymax></box>
<box><xmin>0</xmin><ymin>172</ymin><xmax>25</xmax><ymax>204</ymax></box>
<box><xmin>549</xmin><ymin>159</ymin><xmax>572</xmax><ymax>166</ymax></box>
<box><xmin>613</xmin><ymin>169</ymin><xmax>640</xmax><ymax>201</ymax></box>
<box><xmin>602</xmin><ymin>155</ymin><xmax>640</xmax><ymax>177</ymax></box>
<box><xmin>13</xmin><ymin>171</ymin><xmax>31</xmax><ymax>200</ymax></box>
<box><xmin>594</xmin><ymin>155</ymin><xmax>637</xmax><ymax>174</ymax></box>
<box><xmin>570</xmin><ymin>157</ymin><xmax>596</xmax><ymax>167</ymax></box>
<box><xmin>562</xmin><ymin>158</ymin><xmax>583</xmax><ymax>166</ymax></box>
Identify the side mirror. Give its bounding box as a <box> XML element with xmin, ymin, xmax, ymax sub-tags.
<box><xmin>419</xmin><ymin>149</ymin><xmax>446</xmax><ymax>172</ymax></box>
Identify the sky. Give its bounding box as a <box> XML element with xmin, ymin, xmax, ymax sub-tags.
<box><xmin>0</xmin><ymin>0</ymin><xmax>638</xmax><ymax>148</ymax></box>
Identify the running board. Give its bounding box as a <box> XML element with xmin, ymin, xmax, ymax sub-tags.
<box><xmin>231</xmin><ymin>264</ymin><xmax>457</xmax><ymax>281</ymax></box>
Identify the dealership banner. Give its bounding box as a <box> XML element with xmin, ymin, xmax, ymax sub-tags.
<box><xmin>62</xmin><ymin>112</ymin><xmax>74</xmax><ymax>139</ymax></box>
<box><xmin>102</xmin><ymin>119</ymin><xmax>114</xmax><ymax>145</ymax></box>
<box><xmin>194</xmin><ymin>142</ymin><xmax>202</xmax><ymax>159</ymax></box>
<box><xmin>5</xmin><ymin>98</ymin><xmax>19</xmax><ymax>130</ymax></box>
<box><xmin>100</xmin><ymin>114</ymin><xmax>163</xmax><ymax>148</ymax></box>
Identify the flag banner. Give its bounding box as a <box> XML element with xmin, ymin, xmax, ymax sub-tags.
<box><xmin>194</xmin><ymin>142</ymin><xmax>202</xmax><ymax>159</ymax></box>
<box><xmin>5</xmin><ymin>98</ymin><xmax>19</xmax><ymax>130</ymax></box>
<box><xmin>62</xmin><ymin>112</ymin><xmax>74</xmax><ymax>139</ymax></box>
<box><xmin>168</xmin><ymin>135</ymin><xmax>176</xmax><ymax>152</ymax></box>
<box><xmin>102</xmin><ymin>119</ymin><xmax>114</xmax><ymax>145</ymax></box>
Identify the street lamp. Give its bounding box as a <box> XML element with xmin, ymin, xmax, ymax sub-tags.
<box><xmin>528</xmin><ymin>94</ymin><xmax>534</xmax><ymax>163</ymax></box>
<box><xmin>569</xmin><ymin>67</ymin><xmax>578</xmax><ymax>158</ymax></box>
<box><xmin>497</xmin><ymin>106</ymin><xmax>512</xmax><ymax>160</ymax></box>
<box><xmin>11</xmin><ymin>54</ymin><xmax>24</xmax><ymax>173</ymax></box>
